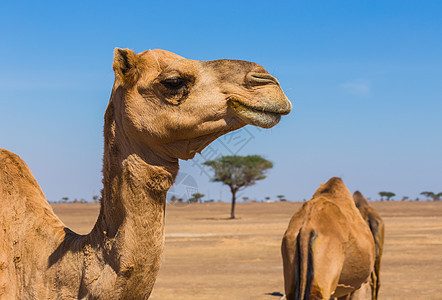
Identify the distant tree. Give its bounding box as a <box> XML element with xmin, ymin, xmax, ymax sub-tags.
<box><xmin>265</xmin><ymin>196</ymin><xmax>271</xmax><ymax>201</ymax></box>
<box><xmin>378</xmin><ymin>192</ymin><xmax>385</xmax><ymax>201</ymax></box>
<box><xmin>379</xmin><ymin>191</ymin><xmax>395</xmax><ymax>201</ymax></box>
<box><xmin>170</xmin><ymin>195</ymin><xmax>183</xmax><ymax>203</ymax></box>
<box><xmin>401</xmin><ymin>196</ymin><xmax>409</xmax><ymax>202</ymax></box>
<box><xmin>61</xmin><ymin>197</ymin><xmax>69</xmax><ymax>203</ymax></box>
<box><xmin>420</xmin><ymin>191</ymin><xmax>432</xmax><ymax>201</ymax></box>
<box><xmin>277</xmin><ymin>195</ymin><xmax>287</xmax><ymax>202</ymax></box>
<box><xmin>385</xmin><ymin>192</ymin><xmax>395</xmax><ymax>201</ymax></box>
<box><xmin>188</xmin><ymin>192</ymin><xmax>204</xmax><ymax>203</ymax></box>
<box><xmin>242</xmin><ymin>196</ymin><xmax>249</xmax><ymax>202</ymax></box>
<box><xmin>204</xmin><ymin>155</ymin><xmax>273</xmax><ymax>219</ymax></box>
<box><xmin>92</xmin><ymin>195</ymin><xmax>99</xmax><ymax>203</ymax></box>
<box><xmin>420</xmin><ymin>191</ymin><xmax>442</xmax><ymax>201</ymax></box>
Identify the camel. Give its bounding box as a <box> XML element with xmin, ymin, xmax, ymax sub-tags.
<box><xmin>337</xmin><ymin>191</ymin><xmax>385</xmax><ymax>300</ymax></box>
<box><xmin>281</xmin><ymin>177</ymin><xmax>375</xmax><ymax>300</ymax></box>
<box><xmin>0</xmin><ymin>48</ymin><xmax>291</xmax><ymax>299</ymax></box>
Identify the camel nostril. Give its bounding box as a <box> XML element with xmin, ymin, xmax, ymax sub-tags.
<box><xmin>247</xmin><ymin>72</ymin><xmax>280</xmax><ymax>86</ymax></box>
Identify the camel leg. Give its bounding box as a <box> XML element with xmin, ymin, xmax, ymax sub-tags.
<box><xmin>352</xmin><ymin>280</ymin><xmax>371</xmax><ymax>300</ymax></box>
<box><xmin>281</xmin><ymin>235</ymin><xmax>297</xmax><ymax>298</ymax></box>
<box><xmin>282</xmin><ymin>214</ymin><xmax>305</xmax><ymax>299</ymax></box>
<box><xmin>310</xmin><ymin>237</ymin><xmax>346</xmax><ymax>299</ymax></box>
<box><xmin>372</xmin><ymin>258</ymin><xmax>382</xmax><ymax>300</ymax></box>
<box><xmin>337</xmin><ymin>280</ymin><xmax>371</xmax><ymax>300</ymax></box>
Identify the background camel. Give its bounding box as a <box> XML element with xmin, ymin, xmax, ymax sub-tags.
<box><xmin>281</xmin><ymin>177</ymin><xmax>375</xmax><ymax>300</ymax></box>
<box><xmin>0</xmin><ymin>48</ymin><xmax>291</xmax><ymax>299</ymax></box>
<box><xmin>337</xmin><ymin>191</ymin><xmax>385</xmax><ymax>300</ymax></box>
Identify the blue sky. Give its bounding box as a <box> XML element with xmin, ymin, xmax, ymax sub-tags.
<box><xmin>1</xmin><ymin>1</ymin><xmax>441</xmax><ymax>203</ymax></box>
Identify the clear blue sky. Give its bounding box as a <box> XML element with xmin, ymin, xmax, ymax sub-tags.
<box><xmin>1</xmin><ymin>1</ymin><xmax>441</xmax><ymax>203</ymax></box>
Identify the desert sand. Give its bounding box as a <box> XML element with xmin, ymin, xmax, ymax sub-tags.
<box><xmin>51</xmin><ymin>201</ymin><xmax>442</xmax><ymax>300</ymax></box>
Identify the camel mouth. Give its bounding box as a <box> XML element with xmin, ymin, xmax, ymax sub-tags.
<box><xmin>228</xmin><ymin>98</ymin><xmax>289</xmax><ymax>128</ymax></box>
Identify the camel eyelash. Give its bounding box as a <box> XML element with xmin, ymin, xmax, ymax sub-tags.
<box><xmin>160</xmin><ymin>78</ymin><xmax>187</xmax><ymax>90</ymax></box>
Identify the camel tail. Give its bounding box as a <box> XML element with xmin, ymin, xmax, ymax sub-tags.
<box><xmin>293</xmin><ymin>230</ymin><xmax>316</xmax><ymax>300</ymax></box>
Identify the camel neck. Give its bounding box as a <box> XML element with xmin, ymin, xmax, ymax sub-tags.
<box><xmin>97</xmin><ymin>95</ymin><xmax>179</xmax><ymax>234</ymax></box>
<box><xmin>86</xmin><ymin>98</ymin><xmax>179</xmax><ymax>296</ymax></box>
<box><xmin>97</xmin><ymin>151</ymin><xmax>177</xmax><ymax>235</ymax></box>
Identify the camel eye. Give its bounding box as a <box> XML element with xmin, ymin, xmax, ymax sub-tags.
<box><xmin>161</xmin><ymin>78</ymin><xmax>186</xmax><ymax>90</ymax></box>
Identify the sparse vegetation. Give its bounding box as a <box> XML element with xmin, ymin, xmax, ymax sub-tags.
<box><xmin>170</xmin><ymin>195</ymin><xmax>183</xmax><ymax>203</ymax></box>
<box><xmin>204</xmin><ymin>155</ymin><xmax>273</xmax><ymax>219</ymax></box>
<box><xmin>379</xmin><ymin>191</ymin><xmax>395</xmax><ymax>201</ymax></box>
<box><xmin>188</xmin><ymin>193</ymin><xmax>204</xmax><ymax>203</ymax></box>
<box><xmin>420</xmin><ymin>191</ymin><xmax>442</xmax><ymax>201</ymax></box>
<box><xmin>277</xmin><ymin>195</ymin><xmax>287</xmax><ymax>202</ymax></box>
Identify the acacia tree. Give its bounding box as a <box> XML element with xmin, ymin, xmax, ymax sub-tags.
<box><xmin>277</xmin><ymin>195</ymin><xmax>287</xmax><ymax>201</ymax></box>
<box><xmin>420</xmin><ymin>191</ymin><xmax>442</xmax><ymax>201</ymax></box>
<box><xmin>204</xmin><ymin>155</ymin><xmax>273</xmax><ymax>219</ymax></box>
<box><xmin>420</xmin><ymin>191</ymin><xmax>432</xmax><ymax>201</ymax></box>
<box><xmin>189</xmin><ymin>192</ymin><xmax>204</xmax><ymax>203</ymax></box>
<box><xmin>379</xmin><ymin>191</ymin><xmax>395</xmax><ymax>201</ymax></box>
<box><xmin>385</xmin><ymin>192</ymin><xmax>395</xmax><ymax>201</ymax></box>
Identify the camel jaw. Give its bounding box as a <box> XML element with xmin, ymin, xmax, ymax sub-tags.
<box><xmin>228</xmin><ymin>98</ymin><xmax>290</xmax><ymax>128</ymax></box>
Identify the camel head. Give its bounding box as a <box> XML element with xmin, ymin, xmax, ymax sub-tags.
<box><xmin>111</xmin><ymin>48</ymin><xmax>291</xmax><ymax>160</ymax></box>
<box><xmin>353</xmin><ymin>191</ymin><xmax>370</xmax><ymax>208</ymax></box>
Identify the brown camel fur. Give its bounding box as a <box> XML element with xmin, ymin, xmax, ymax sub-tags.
<box><xmin>0</xmin><ymin>48</ymin><xmax>291</xmax><ymax>299</ymax></box>
<box><xmin>337</xmin><ymin>191</ymin><xmax>385</xmax><ymax>300</ymax></box>
<box><xmin>281</xmin><ymin>178</ymin><xmax>375</xmax><ymax>300</ymax></box>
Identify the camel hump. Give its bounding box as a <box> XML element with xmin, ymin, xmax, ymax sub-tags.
<box><xmin>312</xmin><ymin>177</ymin><xmax>348</xmax><ymax>198</ymax></box>
<box><xmin>1</xmin><ymin>148</ymin><xmax>28</xmax><ymax>169</ymax></box>
<box><xmin>0</xmin><ymin>149</ymin><xmax>45</xmax><ymax>199</ymax></box>
<box><xmin>353</xmin><ymin>191</ymin><xmax>370</xmax><ymax>207</ymax></box>
<box><xmin>324</xmin><ymin>177</ymin><xmax>345</xmax><ymax>187</ymax></box>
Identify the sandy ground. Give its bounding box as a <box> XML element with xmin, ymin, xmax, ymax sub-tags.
<box><xmin>52</xmin><ymin>201</ymin><xmax>442</xmax><ymax>300</ymax></box>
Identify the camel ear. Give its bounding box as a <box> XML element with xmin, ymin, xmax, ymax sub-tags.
<box><xmin>113</xmin><ymin>48</ymin><xmax>141</xmax><ymax>88</ymax></box>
